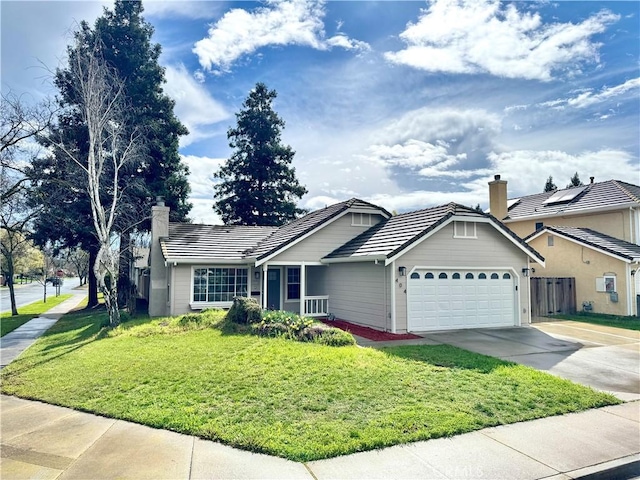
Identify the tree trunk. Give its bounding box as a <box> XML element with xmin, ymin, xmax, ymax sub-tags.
<box><xmin>7</xmin><ymin>259</ymin><xmax>18</xmax><ymax>316</ymax></box>
<box><xmin>87</xmin><ymin>248</ymin><xmax>99</xmax><ymax>308</ymax></box>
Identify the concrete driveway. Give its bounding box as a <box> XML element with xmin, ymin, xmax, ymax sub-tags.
<box><xmin>418</xmin><ymin>321</ymin><xmax>640</xmax><ymax>401</ymax></box>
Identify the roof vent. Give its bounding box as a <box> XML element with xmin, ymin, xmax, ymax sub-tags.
<box><xmin>494</xmin><ymin>174</ymin><xmax>501</xmax><ymax>181</ymax></box>
<box><xmin>590</xmin><ymin>176</ymin><xmax>595</xmax><ymax>184</ymax></box>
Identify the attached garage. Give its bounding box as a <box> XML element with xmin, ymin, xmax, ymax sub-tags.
<box><xmin>407</xmin><ymin>269</ymin><xmax>517</xmax><ymax>331</ymax></box>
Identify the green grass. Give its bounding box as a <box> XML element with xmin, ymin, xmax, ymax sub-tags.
<box><xmin>0</xmin><ymin>310</ymin><xmax>619</xmax><ymax>461</ymax></box>
<box><xmin>0</xmin><ymin>294</ymin><xmax>73</xmax><ymax>337</ymax></box>
<box><xmin>550</xmin><ymin>312</ymin><xmax>640</xmax><ymax>331</ymax></box>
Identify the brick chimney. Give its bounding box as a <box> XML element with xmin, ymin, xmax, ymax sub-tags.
<box><xmin>488</xmin><ymin>174</ymin><xmax>508</xmax><ymax>221</ymax></box>
<box><xmin>149</xmin><ymin>197</ymin><xmax>170</xmax><ymax>317</ymax></box>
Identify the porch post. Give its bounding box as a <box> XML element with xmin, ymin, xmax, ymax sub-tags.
<box><xmin>300</xmin><ymin>262</ymin><xmax>306</xmax><ymax>317</ymax></box>
<box><xmin>262</xmin><ymin>263</ymin><xmax>268</xmax><ymax>309</ymax></box>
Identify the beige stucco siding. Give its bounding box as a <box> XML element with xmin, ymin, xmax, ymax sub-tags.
<box><xmin>393</xmin><ymin>222</ymin><xmax>531</xmax><ymax>332</ymax></box>
<box><xmin>508</xmin><ymin>209</ymin><xmax>634</xmax><ymax>242</ymax></box>
<box><xmin>266</xmin><ymin>214</ymin><xmax>385</xmax><ymax>263</ymax></box>
<box><xmin>325</xmin><ymin>262</ymin><xmax>388</xmax><ymax>330</ymax></box>
<box><xmin>528</xmin><ymin>233</ymin><xmax>631</xmax><ymax>316</ymax></box>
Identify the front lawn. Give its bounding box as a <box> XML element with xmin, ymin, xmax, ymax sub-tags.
<box><xmin>0</xmin><ymin>294</ymin><xmax>73</xmax><ymax>337</ymax></box>
<box><xmin>551</xmin><ymin>312</ymin><xmax>640</xmax><ymax>331</ymax></box>
<box><xmin>1</xmin><ymin>309</ymin><xmax>619</xmax><ymax>461</ymax></box>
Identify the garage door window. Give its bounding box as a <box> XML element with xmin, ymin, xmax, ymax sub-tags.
<box><xmin>452</xmin><ymin>273</ymin><xmax>461</xmax><ymax>279</ymax></box>
<box><xmin>410</xmin><ymin>272</ymin><xmax>420</xmax><ymax>279</ymax></box>
<box><xmin>465</xmin><ymin>273</ymin><xmax>474</xmax><ymax>279</ymax></box>
<box><xmin>425</xmin><ymin>272</ymin><xmax>434</xmax><ymax>279</ymax></box>
<box><xmin>491</xmin><ymin>273</ymin><xmax>499</xmax><ymax>279</ymax></box>
<box><xmin>503</xmin><ymin>273</ymin><xmax>511</xmax><ymax>279</ymax></box>
<box><xmin>479</xmin><ymin>273</ymin><xmax>487</xmax><ymax>279</ymax></box>
<box><xmin>439</xmin><ymin>273</ymin><xmax>448</xmax><ymax>279</ymax></box>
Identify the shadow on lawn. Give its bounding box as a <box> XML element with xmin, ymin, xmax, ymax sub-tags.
<box><xmin>380</xmin><ymin>343</ymin><xmax>516</xmax><ymax>374</ymax></box>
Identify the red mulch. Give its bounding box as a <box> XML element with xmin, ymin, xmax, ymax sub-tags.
<box><xmin>324</xmin><ymin>319</ymin><xmax>421</xmax><ymax>342</ymax></box>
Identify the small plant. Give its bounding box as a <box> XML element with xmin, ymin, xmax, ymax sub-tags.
<box><xmin>252</xmin><ymin>311</ymin><xmax>355</xmax><ymax>346</ymax></box>
<box><xmin>226</xmin><ymin>297</ymin><xmax>262</xmax><ymax>324</ymax></box>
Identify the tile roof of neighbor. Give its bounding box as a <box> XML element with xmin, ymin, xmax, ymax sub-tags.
<box><xmin>249</xmin><ymin>198</ymin><xmax>391</xmax><ymax>260</ymax></box>
<box><xmin>324</xmin><ymin>203</ymin><xmax>543</xmax><ymax>262</ymax></box>
<box><xmin>161</xmin><ymin>224</ymin><xmax>278</xmax><ymax>261</ymax></box>
<box><xmin>529</xmin><ymin>226</ymin><xmax>640</xmax><ymax>262</ymax></box>
<box><xmin>505</xmin><ymin>180</ymin><xmax>640</xmax><ymax>221</ymax></box>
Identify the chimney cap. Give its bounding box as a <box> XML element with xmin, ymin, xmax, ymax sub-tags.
<box><xmin>494</xmin><ymin>174</ymin><xmax>501</xmax><ymax>181</ymax></box>
<box><xmin>156</xmin><ymin>196</ymin><xmax>165</xmax><ymax>207</ymax></box>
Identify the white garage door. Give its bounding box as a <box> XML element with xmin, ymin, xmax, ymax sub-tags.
<box><xmin>407</xmin><ymin>269</ymin><xmax>516</xmax><ymax>332</ymax></box>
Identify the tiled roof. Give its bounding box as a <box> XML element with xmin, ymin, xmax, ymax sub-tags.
<box><xmin>505</xmin><ymin>180</ymin><xmax>640</xmax><ymax>221</ymax></box>
<box><xmin>161</xmin><ymin>224</ymin><xmax>278</xmax><ymax>262</ymax></box>
<box><xmin>249</xmin><ymin>198</ymin><xmax>390</xmax><ymax>260</ymax></box>
<box><xmin>324</xmin><ymin>203</ymin><xmax>543</xmax><ymax>263</ymax></box>
<box><xmin>528</xmin><ymin>226</ymin><xmax>640</xmax><ymax>262</ymax></box>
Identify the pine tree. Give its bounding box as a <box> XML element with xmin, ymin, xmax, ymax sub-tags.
<box><xmin>30</xmin><ymin>0</ymin><xmax>190</xmax><ymax>308</ymax></box>
<box><xmin>567</xmin><ymin>172</ymin><xmax>583</xmax><ymax>188</ymax></box>
<box><xmin>544</xmin><ymin>176</ymin><xmax>557</xmax><ymax>192</ymax></box>
<box><xmin>214</xmin><ymin>83</ymin><xmax>307</xmax><ymax>226</ymax></box>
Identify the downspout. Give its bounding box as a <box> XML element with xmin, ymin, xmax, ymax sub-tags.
<box><xmin>262</xmin><ymin>263</ymin><xmax>268</xmax><ymax>309</ymax></box>
<box><xmin>390</xmin><ymin>260</ymin><xmax>397</xmax><ymax>333</ymax></box>
<box><xmin>626</xmin><ymin>263</ymin><xmax>633</xmax><ymax>316</ymax></box>
<box><xmin>170</xmin><ymin>263</ymin><xmax>175</xmax><ymax>316</ymax></box>
<box><xmin>300</xmin><ymin>262</ymin><xmax>306</xmax><ymax>317</ymax></box>
<box><xmin>526</xmin><ymin>260</ymin><xmax>532</xmax><ymax>325</ymax></box>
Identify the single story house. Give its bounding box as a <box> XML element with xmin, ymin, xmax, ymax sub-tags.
<box><xmin>149</xmin><ymin>198</ymin><xmax>544</xmax><ymax>333</ymax></box>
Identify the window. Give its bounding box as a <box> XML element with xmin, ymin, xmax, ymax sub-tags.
<box><xmin>604</xmin><ymin>275</ymin><xmax>616</xmax><ymax>293</ymax></box>
<box><xmin>548</xmin><ymin>235</ymin><xmax>554</xmax><ymax>246</ymax></box>
<box><xmin>193</xmin><ymin>267</ymin><xmax>248</xmax><ymax>303</ymax></box>
<box><xmin>535</xmin><ymin>222</ymin><xmax>543</xmax><ymax>231</ymax></box>
<box><xmin>410</xmin><ymin>272</ymin><xmax>420</xmax><ymax>279</ymax></box>
<box><xmin>454</xmin><ymin>221</ymin><xmax>476</xmax><ymax>238</ymax></box>
<box><xmin>478</xmin><ymin>273</ymin><xmax>487</xmax><ymax>279</ymax></box>
<box><xmin>287</xmin><ymin>267</ymin><xmax>301</xmax><ymax>300</ymax></box>
<box><xmin>465</xmin><ymin>273</ymin><xmax>474</xmax><ymax>279</ymax></box>
<box><xmin>352</xmin><ymin>213</ymin><xmax>373</xmax><ymax>226</ymax></box>
<box><xmin>503</xmin><ymin>273</ymin><xmax>511</xmax><ymax>279</ymax></box>
<box><xmin>439</xmin><ymin>272</ymin><xmax>448</xmax><ymax>279</ymax></box>
<box><xmin>490</xmin><ymin>273</ymin><xmax>499</xmax><ymax>279</ymax></box>
<box><xmin>425</xmin><ymin>272</ymin><xmax>434</xmax><ymax>279</ymax></box>
<box><xmin>452</xmin><ymin>273</ymin><xmax>461</xmax><ymax>279</ymax></box>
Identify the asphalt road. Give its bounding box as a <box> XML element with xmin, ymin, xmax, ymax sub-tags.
<box><xmin>0</xmin><ymin>277</ymin><xmax>81</xmax><ymax>313</ymax></box>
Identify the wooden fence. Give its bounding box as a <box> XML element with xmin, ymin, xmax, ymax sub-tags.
<box><xmin>531</xmin><ymin>277</ymin><xmax>576</xmax><ymax>317</ymax></box>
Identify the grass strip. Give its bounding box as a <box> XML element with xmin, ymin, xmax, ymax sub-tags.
<box><xmin>551</xmin><ymin>313</ymin><xmax>640</xmax><ymax>331</ymax></box>
<box><xmin>1</xmin><ymin>309</ymin><xmax>620</xmax><ymax>461</ymax></box>
<box><xmin>1</xmin><ymin>294</ymin><xmax>73</xmax><ymax>337</ymax></box>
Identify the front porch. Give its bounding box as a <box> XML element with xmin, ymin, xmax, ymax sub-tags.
<box><xmin>257</xmin><ymin>263</ymin><xmax>329</xmax><ymax>317</ymax></box>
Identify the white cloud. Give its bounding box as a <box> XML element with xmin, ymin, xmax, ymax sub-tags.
<box><xmin>567</xmin><ymin>77</ymin><xmax>640</xmax><ymax>108</ymax></box>
<box><xmin>163</xmin><ymin>64</ymin><xmax>229</xmax><ymax>147</ymax></box>
<box><xmin>181</xmin><ymin>154</ymin><xmax>226</xmax><ymax>224</ymax></box>
<box><xmin>385</xmin><ymin>0</ymin><xmax>619</xmax><ymax>81</ymax></box>
<box><xmin>193</xmin><ymin>0</ymin><xmax>369</xmax><ymax>73</ymax></box>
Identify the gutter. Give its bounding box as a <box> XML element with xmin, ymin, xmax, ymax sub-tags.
<box><xmin>505</xmin><ymin>202</ymin><xmax>639</xmax><ymax>224</ymax></box>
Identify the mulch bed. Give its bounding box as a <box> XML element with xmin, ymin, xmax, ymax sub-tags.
<box><xmin>324</xmin><ymin>318</ymin><xmax>422</xmax><ymax>341</ymax></box>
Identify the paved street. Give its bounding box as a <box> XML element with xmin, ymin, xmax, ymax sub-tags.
<box><xmin>0</xmin><ymin>278</ymin><xmax>81</xmax><ymax>313</ymax></box>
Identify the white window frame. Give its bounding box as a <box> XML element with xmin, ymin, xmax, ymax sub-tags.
<box><xmin>352</xmin><ymin>213</ymin><xmax>373</xmax><ymax>227</ymax></box>
<box><xmin>191</xmin><ymin>266</ymin><xmax>249</xmax><ymax>308</ymax></box>
<box><xmin>286</xmin><ymin>267</ymin><xmax>301</xmax><ymax>301</ymax></box>
<box><xmin>604</xmin><ymin>274</ymin><xmax>616</xmax><ymax>293</ymax></box>
<box><xmin>453</xmin><ymin>221</ymin><xmax>477</xmax><ymax>239</ymax></box>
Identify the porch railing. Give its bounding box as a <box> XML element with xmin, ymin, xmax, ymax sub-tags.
<box><xmin>304</xmin><ymin>296</ymin><xmax>329</xmax><ymax>317</ymax></box>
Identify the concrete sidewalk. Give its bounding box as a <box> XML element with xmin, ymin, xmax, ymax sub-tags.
<box><xmin>1</xmin><ymin>294</ymin><xmax>87</xmax><ymax>369</ymax></box>
<box><xmin>1</xmin><ymin>394</ymin><xmax>638</xmax><ymax>479</ymax></box>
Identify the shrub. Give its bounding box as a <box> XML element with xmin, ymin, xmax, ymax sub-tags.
<box><xmin>313</xmin><ymin>327</ymin><xmax>356</xmax><ymax>346</ymax></box>
<box><xmin>226</xmin><ymin>297</ymin><xmax>262</xmax><ymax>324</ymax></box>
<box><xmin>252</xmin><ymin>311</ymin><xmax>355</xmax><ymax>346</ymax></box>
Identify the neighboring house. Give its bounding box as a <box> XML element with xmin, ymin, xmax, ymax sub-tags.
<box><xmin>488</xmin><ymin>176</ymin><xmax>640</xmax><ymax>316</ymax></box>
<box><xmin>149</xmin><ymin>198</ymin><xmax>544</xmax><ymax>333</ymax></box>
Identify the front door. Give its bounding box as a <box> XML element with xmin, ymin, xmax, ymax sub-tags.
<box><xmin>267</xmin><ymin>269</ymin><xmax>281</xmax><ymax>310</ymax></box>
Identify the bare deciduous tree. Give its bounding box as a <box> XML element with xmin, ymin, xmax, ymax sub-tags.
<box><xmin>54</xmin><ymin>39</ymin><xmax>142</xmax><ymax>327</ymax></box>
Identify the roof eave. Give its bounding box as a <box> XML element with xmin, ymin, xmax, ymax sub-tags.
<box><xmin>505</xmin><ymin>202</ymin><xmax>640</xmax><ymax>223</ymax></box>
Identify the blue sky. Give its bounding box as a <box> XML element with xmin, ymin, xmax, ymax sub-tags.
<box><xmin>2</xmin><ymin>0</ymin><xmax>639</xmax><ymax>224</ymax></box>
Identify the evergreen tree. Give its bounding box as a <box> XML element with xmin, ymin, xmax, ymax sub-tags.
<box><xmin>544</xmin><ymin>176</ymin><xmax>557</xmax><ymax>192</ymax></box>
<box><xmin>567</xmin><ymin>172</ymin><xmax>583</xmax><ymax>188</ymax></box>
<box><xmin>30</xmin><ymin>0</ymin><xmax>190</xmax><ymax>308</ymax></box>
<box><xmin>214</xmin><ymin>83</ymin><xmax>307</xmax><ymax>226</ymax></box>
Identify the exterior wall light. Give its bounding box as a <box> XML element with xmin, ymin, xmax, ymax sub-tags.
<box><xmin>398</xmin><ymin>266</ymin><xmax>407</xmax><ymax>277</ymax></box>
<box><xmin>254</xmin><ymin>271</ymin><xmax>260</xmax><ymax>280</ymax></box>
<box><xmin>521</xmin><ymin>267</ymin><xmax>530</xmax><ymax>277</ymax></box>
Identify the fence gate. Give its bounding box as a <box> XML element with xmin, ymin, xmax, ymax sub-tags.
<box><xmin>531</xmin><ymin>277</ymin><xmax>576</xmax><ymax>317</ymax></box>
